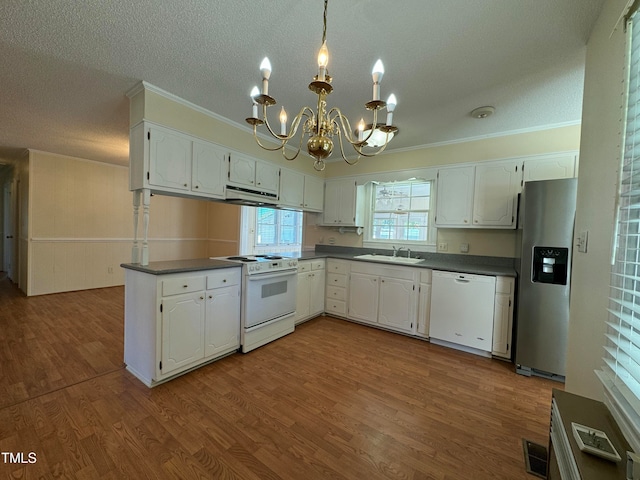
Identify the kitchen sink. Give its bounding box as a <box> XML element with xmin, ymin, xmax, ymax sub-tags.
<box><xmin>353</xmin><ymin>254</ymin><xmax>424</xmax><ymax>264</ymax></box>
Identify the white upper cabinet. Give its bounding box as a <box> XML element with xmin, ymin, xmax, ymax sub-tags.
<box><xmin>227</xmin><ymin>151</ymin><xmax>279</xmax><ymax>194</ymax></box>
<box><xmin>129</xmin><ymin>121</ymin><xmax>227</xmax><ymax>199</ymax></box>
<box><xmin>522</xmin><ymin>153</ymin><xmax>577</xmax><ymax>184</ymax></box>
<box><xmin>473</xmin><ymin>159</ymin><xmax>520</xmax><ymax>227</ymax></box>
<box><xmin>303</xmin><ymin>175</ymin><xmax>324</xmax><ymax>212</ymax></box>
<box><xmin>148</xmin><ymin>125</ymin><xmax>192</xmax><ymax>191</ymax></box>
<box><xmin>279</xmin><ymin>169</ymin><xmax>325</xmax><ymax>212</ymax></box>
<box><xmin>192</xmin><ymin>140</ymin><xmax>226</xmax><ymax>196</ymax></box>
<box><xmin>279</xmin><ymin>169</ymin><xmax>305</xmax><ymax>208</ymax></box>
<box><xmin>435</xmin><ymin>166</ymin><xmax>475</xmax><ymax>227</ymax></box>
<box><xmin>322</xmin><ymin>178</ymin><xmax>364</xmax><ymax>226</ymax></box>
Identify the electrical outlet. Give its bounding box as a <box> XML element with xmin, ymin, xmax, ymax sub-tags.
<box><xmin>460</xmin><ymin>243</ymin><xmax>469</xmax><ymax>253</ymax></box>
<box><xmin>576</xmin><ymin>230</ymin><xmax>588</xmax><ymax>253</ymax></box>
<box><xmin>438</xmin><ymin>242</ymin><xmax>448</xmax><ymax>252</ymax></box>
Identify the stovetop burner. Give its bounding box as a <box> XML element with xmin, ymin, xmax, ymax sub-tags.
<box><xmin>255</xmin><ymin>255</ymin><xmax>283</xmax><ymax>260</ymax></box>
<box><xmin>226</xmin><ymin>256</ymin><xmax>257</xmax><ymax>262</ymax></box>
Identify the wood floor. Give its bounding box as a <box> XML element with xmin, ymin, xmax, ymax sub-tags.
<box><xmin>0</xmin><ymin>274</ymin><xmax>561</xmax><ymax>479</ymax></box>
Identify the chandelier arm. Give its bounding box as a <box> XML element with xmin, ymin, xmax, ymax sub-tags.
<box><xmin>251</xmin><ymin>127</ymin><xmax>287</xmax><ymax>152</ymax></box>
<box><xmin>352</xmin><ymin>132</ymin><xmax>392</xmax><ymax>157</ymax></box>
<box><xmin>328</xmin><ymin>107</ymin><xmax>385</xmax><ymax>148</ymax></box>
<box><xmin>333</xmin><ymin>121</ymin><xmax>361</xmax><ymax>165</ymax></box>
<box><xmin>281</xmin><ymin>125</ymin><xmax>308</xmax><ymax>161</ymax></box>
<box><xmin>261</xmin><ymin>104</ymin><xmax>314</xmax><ymax>142</ymax></box>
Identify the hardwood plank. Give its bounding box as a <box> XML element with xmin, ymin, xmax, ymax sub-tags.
<box><xmin>0</xmin><ymin>275</ymin><xmax>561</xmax><ymax>479</ymax></box>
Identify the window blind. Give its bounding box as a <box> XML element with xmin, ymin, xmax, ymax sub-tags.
<box><xmin>598</xmin><ymin>10</ymin><xmax>640</xmax><ymax>449</ymax></box>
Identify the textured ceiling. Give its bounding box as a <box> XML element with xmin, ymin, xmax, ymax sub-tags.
<box><xmin>0</xmin><ymin>0</ymin><xmax>605</xmax><ymax>166</ymax></box>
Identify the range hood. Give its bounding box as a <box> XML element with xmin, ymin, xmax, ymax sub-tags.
<box><xmin>224</xmin><ymin>185</ymin><xmax>278</xmax><ymax>207</ymax></box>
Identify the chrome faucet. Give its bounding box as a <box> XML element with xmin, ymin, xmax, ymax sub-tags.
<box><xmin>392</xmin><ymin>246</ymin><xmax>405</xmax><ymax>257</ymax></box>
<box><xmin>407</xmin><ymin>248</ymin><xmax>411</xmax><ymax>258</ymax></box>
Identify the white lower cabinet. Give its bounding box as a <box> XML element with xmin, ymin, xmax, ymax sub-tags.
<box><xmin>348</xmin><ymin>262</ymin><xmax>418</xmax><ymax>334</ymax></box>
<box><xmin>161</xmin><ymin>292</ymin><xmax>206</xmax><ymax>376</ymax></box>
<box><xmin>124</xmin><ymin>266</ymin><xmax>241</xmax><ymax>387</ymax></box>
<box><xmin>416</xmin><ymin>269</ymin><xmax>433</xmax><ymax>338</ymax></box>
<box><xmin>325</xmin><ymin>259</ymin><xmax>350</xmax><ymax>316</ymax></box>
<box><xmin>492</xmin><ymin>276</ymin><xmax>515</xmax><ymax>359</ymax></box>
<box><xmin>296</xmin><ymin>259</ymin><xmax>326</xmax><ymax>324</ymax></box>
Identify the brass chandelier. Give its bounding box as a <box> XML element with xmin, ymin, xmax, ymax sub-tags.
<box><xmin>245</xmin><ymin>0</ymin><xmax>398</xmax><ymax>171</ymax></box>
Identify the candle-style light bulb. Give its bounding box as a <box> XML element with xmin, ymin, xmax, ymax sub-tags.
<box><xmin>357</xmin><ymin>118</ymin><xmax>365</xmax><ymax>141</ymax></box>
<box><xmin>317</xmin><ymin>41</ymin><xmax>329</xmax><ymax>81</ymax></box>
<box><xmin>279</xmin><ymin>107</ymin><xmax>287</xmax><ymax>135</ymax></box>
<box><xmin>250</xmin><ymin>86</ymin><xmax>260</xmax><ymax>118</ymax></box>
<box><xmin>386</xmin><ymin>93</ymin><xmax>397</xmax><ymax>125</ymax></box>
<box><xmin>371</xmin><ymin>59</ymin><xmax>385</xmax><ymax>100</ymax></box>
<box><xmin>260</xmin><ymin>57</ymin><xmax>272</xmax><ymax>95</ymax></box>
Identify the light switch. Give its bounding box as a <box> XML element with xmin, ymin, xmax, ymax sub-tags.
<box><xmin>576</xmin><ymin>230</ymin><xmax>588</xmax><ymax>253</ymax></box>
<box><xmin>460</xmin><ymin>243</ymin><xmax>469</xmax><ymax>253</ymax></box>
<box><xmin>438</xmin><ymin>242</ymin><xmax>448</xmax><ymax>252</ymax></box>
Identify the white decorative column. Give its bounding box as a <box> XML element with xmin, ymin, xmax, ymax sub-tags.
<box><xmin>132</xmin><ymin>190</ymin><xmax>141</xmax><ymax>263</ymax></box>
<box><xmin>141</xmin><ymin>188</ymin><xmax>151</xmax><ymax>266</ymax></box>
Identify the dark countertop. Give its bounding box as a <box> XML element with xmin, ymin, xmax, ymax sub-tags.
<box><xmin>121</xmin><ymin>248</ymin><xmax>516</xmax><ymax>277</ymax></box>
<box><xmin>121</xmin><ymin>258</ymin><xmax>241</xmax><ymax>275</ymax></box>
<box><xmin>292</xmin><ymin>249</ymin><xmax>517</xmax><ymax>277</ymax></box>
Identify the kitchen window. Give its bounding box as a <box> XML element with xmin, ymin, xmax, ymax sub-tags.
<box><xmin>240</xmin><ymin>206</ymin><xmax>302</xmax><ymax>255</ymax></box>
<box><xmin>364</xmin><ymin>180</ymin><xmax>436</xmax><ymax>249</ymax></box>
<box><xmin>598</xmin><ymin>7</ymin><xmax>640</xmax><ymax>451</ymax></box>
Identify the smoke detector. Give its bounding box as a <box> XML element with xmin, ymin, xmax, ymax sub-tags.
<box><xmin>470</xmin><ymin>106</ymin><xmax>495</xmax><ymax>119</ymax></box>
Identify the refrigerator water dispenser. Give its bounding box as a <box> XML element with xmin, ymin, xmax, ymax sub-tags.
<box><xmin>532</xmin><ymin>247</ymin><xmax>568</xmax><ymax>285</ymax></box>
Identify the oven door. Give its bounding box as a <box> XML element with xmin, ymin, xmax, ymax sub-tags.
<box><xmin>244</xmin><ymin>269</ymin><xmax>297</xmax><ymax>328</ymax></box>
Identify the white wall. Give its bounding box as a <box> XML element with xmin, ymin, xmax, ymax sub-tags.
<box><xmin>565</xmin><ymin>0</ymin><xmax>628</xmax><ymax>400</ymax></box>
<box><xmin>27</xmin><ymin>150</ymin><xmax>212</xmax><ymax>295</ymax></box>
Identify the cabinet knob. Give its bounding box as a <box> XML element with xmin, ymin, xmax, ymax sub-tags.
<box><xmin>223</xmin><ymin>279</ymin><xmax>227</xmax><ymax>282</ymax></box>
<box><xmin>464</xmin><ymin>219</ymin><xmax>468</xmax><ymax>223</ymax></box>
<box><xmin>183</xmin><ymin>285</ymin><xmax>188</xmax><ymax>288</ymax></box>
<box><xmin>184</xmin><ymin>183</ymin><xmax>188</xmax><ymax>187</ymax></box>
<box><xmin>257</xmin><ymin>182</ymin><xmax>261</xmax><ymax>185</ymax></box>
<box><xmin>195</xmin><ymin>185</ymin><xmax>199</xmax><ymax>189</ymax></box>
<box><xmin>200</xmin><ymin>296</ymin><xmax>204</xmax><ymax>300</ymax></box>
<box><xmin>209</xmin><ymin>295</ymin><xmax>213</xmax><ymax>299</ymax></box>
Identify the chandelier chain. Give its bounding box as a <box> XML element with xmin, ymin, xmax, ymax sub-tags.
<box><xmin>322</xmin><ymin>0</ymin><xmax>328</xmax><ymax>45</ymax></box>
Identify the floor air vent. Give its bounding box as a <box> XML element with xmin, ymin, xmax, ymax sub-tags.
<box><xmin>522</xmin><ymin>439</ymin><xmax>548</xmax><ymax>478</ymax></box>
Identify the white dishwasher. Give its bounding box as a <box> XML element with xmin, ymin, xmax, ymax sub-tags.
<box><xmin>429</xmin><ymin>271</ymin><xmax>496</xmax><ymax>355</ymax></box>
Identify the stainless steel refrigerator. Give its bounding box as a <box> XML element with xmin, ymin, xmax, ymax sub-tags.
<box><xmin>515</xmin><ymin>178</ymin><xmax>577</xmax><ymax>381</ymax></box>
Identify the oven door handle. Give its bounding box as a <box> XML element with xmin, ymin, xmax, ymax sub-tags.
<box><xmin>247</xmin><ymin>270</ymin><xmax>296</xmax><ymax>281</ymax></box>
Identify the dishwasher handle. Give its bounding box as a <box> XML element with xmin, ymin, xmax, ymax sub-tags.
<box><xmin>454</xmin><ymin>277</ymin><xmax>471</xmax><ymax>283</ymax></box>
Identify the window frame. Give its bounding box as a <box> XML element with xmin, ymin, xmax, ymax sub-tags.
<box><xmin>362</xmin><ymin>179</ymin><xmax>437</xmax><ymax>252</ymax></box>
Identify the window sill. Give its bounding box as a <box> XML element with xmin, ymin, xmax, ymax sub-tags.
<box><xmin>362</xmin><ymin>241</ymin><xmax>437</xmax><ymax>254</ymax></box>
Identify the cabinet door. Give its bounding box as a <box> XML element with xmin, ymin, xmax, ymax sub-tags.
<box><xmin>149</xmin><ymin>126</ymin><xmax>192</xmax><ymax>191</ymax></box>
<box><xmin>417</xmin><ymin>282</ymin><xmax>431</xmax><ymax>337</ymax></box>
<box><xmin>295</xmin><ymin>272</ymin><xmax>311</xmax><ymax>323</ymax></box>
<box><xmin>303</xmin><ymin>175</ymin><xmax>324</xmax><ymax>212</ymax></box>
<box><xmin>228</xmin><ymin>153</ymin><xmax>256</xmax><ymax>187</ymax></box>
<box><xmin>522</xmin><ymin>154</ymin><xmax>576</xmax><ymax>183</ymax></box>
<box><xmin>309</xmin><ymin>269</ymin><xmax>325</xmax><ymax>316</ymax></box>
<box><xmin>323</xmin><ymin>179</ymin><xmax>358</xmax><ymax>225</ymax></box>
<box><xmin>204</xmin><ymin>285</ymin><xmax>240</xmax><ymax>358</ymax></box>
<box><xmin>255</xmin><ymin>161</ymin><xmax>280</xmax><ymax>194</ymax></box>
<box><xmin>161</xmin><ymin>292</ymin><xmax>205</xmax><ymax>376</ymax></box>
<box><xmin>378</xmin><ymin>277</ymin><xmax>416</xmax><ymax>332</ymax></box>
<box><xmin>348</xmin><ymin>272</ymin><xmax>379</xmax><ymax>323</ymax></box>
<box><xmin>435</xmin><ymin>166</ymin><xmax>475</xmax><ymax>226</ymax></box>
<box><xmin>192</xmin><ymin>140</ymin><xmax>226</xmax><ymax>197</ymax></box>
<box><xmin>280</xmin><ymin>169</ymin><xmax>305</xmax><ymax>208</ymax></box>
<box><xmin>492</xmin><ymin>292</ymin><xmax>512</xmax><ymax>358</ymax></box>
<box><xmin>473</xmin><ymin>160</ymin><xmax>520</xmax><ymax>227</ymax></box>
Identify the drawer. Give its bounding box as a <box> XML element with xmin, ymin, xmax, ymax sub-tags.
<box><xmin>163</xmin><ymin>275</ymin><xmax>205</xmax><ymax>296</ymax></box>
<box><xmin>311</xmin><ymin>260</ymin><xmax>325</xmax><ymax>271</ymax></box>
<box><xmin>206</xmin><ymin>268</ymin><xmax>241</xmax><ymax>289</ymax></box>
<box><xmin>496</xmin><ymin>276</ymin><xmax>514</xmax><ymax>295</ymax></box>
<box><xmin>327</xmin><ymin>273</ymin><xmax>347</xmax><ymax>288</ymax></box>
<box><xmin>325</xmin><ymin>299</ymin><xmax>346</xmax><ymax>316</ymax></box>
<box><xmin>298</xmin><ymin>261</ymin><xmax>311</xmax><ymax>273</ymax></box>
<box><xmin>420</xmin><ymin>269</ymin><xmax>432</xmax><ymax>284</ymax></box>
<box><xmin>327</xmin><ymin>260</ymin><xmax>348</xmax><ymax>275</ymax></box>
<box><xmin>326</xmin><ymin>285</ymin><xmax>346</xmax><ymax>301</ymax></box>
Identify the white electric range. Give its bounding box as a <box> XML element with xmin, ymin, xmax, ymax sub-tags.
<box><xmin>213</xmin><ymin>255</ymin><xmax>298</xmax><ymax>352</ymax></box>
